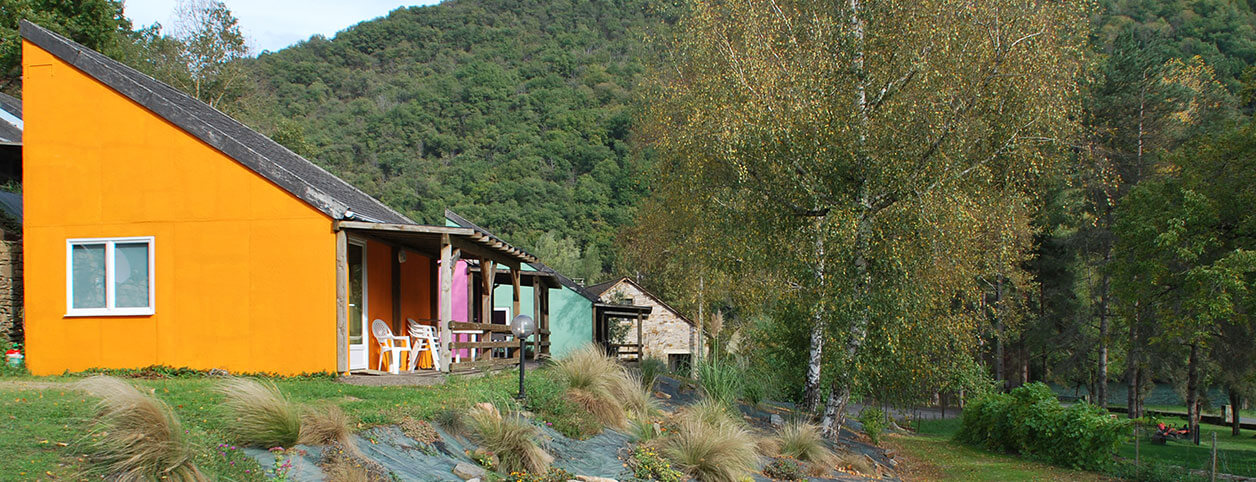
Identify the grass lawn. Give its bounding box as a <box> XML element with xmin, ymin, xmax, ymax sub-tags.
<box><xmin>0</xmin><ymin>370</ymin><xmax>522</xmax><ymax>480</ymax></box>
<box><xmin>1121</xmin><ymin>415</ymin><xmax>1256</xmax><ymax>478</ymax></box>
<box><xmin>886</xmin><ymin>419</ymin><xmax>1114</xmax><ymax>481</ymax></box>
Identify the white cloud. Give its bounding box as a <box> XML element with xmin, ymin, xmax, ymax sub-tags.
<box><xmin>121</xmin><ymin>0</ymin><xmax>442</xmax><ymax>53</ymax></box>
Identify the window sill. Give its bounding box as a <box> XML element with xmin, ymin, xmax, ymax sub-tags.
<box><xmin>65</xmin><ymin>308</ymin><xmax>155</xmax><ymax>318</ymax></box>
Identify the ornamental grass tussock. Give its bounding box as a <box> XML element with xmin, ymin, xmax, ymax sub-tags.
<box><xmin>217</xmin><ymin>377</ymin><xmax>302</xmax><ymax>448</ymax></box>
<box><xmin>773</xmin><ymin>421</ymin><xmax>838</xmax><ymax>476</ymax></box>
<box><xmin>552</xmin><ymin>344</ymin><xmax>649</xmax><ymax>430</ymax></box>
<box><xmin>466</xmin><ymin>402</ymin><xmax>554</xmax><ymax>474</ymax></box>
<box><xmin>663</xmin><ymin>398</ymin><xmax>758</xmax><ymax>482</ymax></box>
<box><xmin>75</xmin><ymin>375</ymin><xmax>206</xmax><ymax>481</ymax></box>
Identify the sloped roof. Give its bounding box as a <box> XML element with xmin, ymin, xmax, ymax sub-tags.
<box><xmin>588</xmin><ymin>276</ymin><xmax>695</xmax><ymax>326</ymax></box>
<box><xmin>19</xmin><ymin>21</ymin><xmax>411</xmax><ymax>224</ymax></box>
<box><xmin>0</xmin><ymin>92</ymin><xmax>20</xmax><ymax>144</ymax></box>
<box><xmin>445</xmin><ymin>209</ymin><xmax>602</xmax><ymax>304</ymax></box>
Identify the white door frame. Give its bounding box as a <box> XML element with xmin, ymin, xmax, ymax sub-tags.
<box><xmin>348</xmin><ymin>238</ymin><xmax>369</xmax><ymax>370</ymax></box>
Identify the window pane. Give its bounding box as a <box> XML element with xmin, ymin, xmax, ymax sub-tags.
<box><xmin>71</xmin><ymin>244</ymin><xmax>106</xmax><ymax>309</ymax></box>
<box><xmin>114</xmin><ymin>242</ymin><xmax>150</xmax><ymax>308</ymax></box>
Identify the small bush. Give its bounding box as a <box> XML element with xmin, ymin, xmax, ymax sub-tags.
<box><xmin>628</xmin><ymin>416</ymin><xmax>663</xmax><ymax>443</ymax></box>
<box><xmin>664</xmin><ymin>418</ymin><xmax>758</xmax><ymax>482</ymax></box>
<box><xmin>75</xmin><ymin>375</ymin><xmax>203</xmax><ymax>480</ymax></box>
<box><xmin>434</xmin><ymin>408</ymin><xmax>469</xmax><ymax>436</ymax></box>
<box><xmin>774</xmin><ymin>421</ymin><xmax>837</xmax><ymax>468</ymax></box>
<box><xmin>298</xmin><ymin>403</ymin><xmax>353</xmax><ymax>447</ymax></box>
<box><xmin>664</xmin><ymin>399</ymin><xmax>757</xmax><ymax>482</ymax></box>
<box><xmin>858</xmin><ymin>406</ymin><xmax>887</xmax><ymax>445</ymax></box>
<box><xmin>501</xmin><ymin>467</ymin><xmax>575</xmax><ymax>482</ymax></box>
<box><xmin>217</xmin><ymin>377</ymin><xmax>301</xmax><ymax>448</ymax></box>
<box><xmin>638</xmin><ymin>356</ymin><xmax>668</xmax><ymax>391</ymax></box>
<box><xmin>695</xmin><ymin>356</ymin><xmax>744</xmax><ymax>408</ymax></box>
<box><xmin>466</xmin><ymin>403</ymin><xmax>553</xmax><ymax>474</ymax></box>
<box><xmin>762</xmin><ymin>456</ymin><xmax>805</xmax><ymax>481</ymax></box>
<box><xmin>956</xmin><ymin>382</ymin><xmax>1129</xmax><ymax>471</ymax></box>
<box><xmin>629</xmin><ymin>445</ymin><xmax>684</xmax><ymax>482</ymax></box>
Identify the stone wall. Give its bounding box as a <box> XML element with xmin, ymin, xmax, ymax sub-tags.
<box><xmin>0</xmin><ymin>236</ymin><xmax>21</xmax><ymax>345</ymax></box>
<box><xmin>601</xmin><ymin>282</ymin><xmax>694</xmax><ymax>360</ymax></box>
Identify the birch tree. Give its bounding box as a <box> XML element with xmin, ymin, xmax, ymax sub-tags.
<box><xmin>640</xmin><ymin>0</ymin><xmax>1087</xmax><ymax>436</ymax></box>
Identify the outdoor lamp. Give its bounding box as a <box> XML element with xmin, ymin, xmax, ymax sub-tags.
<box><xmin>510</xmin><ymin>314</ymin><xmax>535</xmax><ymax>400</ymax></box>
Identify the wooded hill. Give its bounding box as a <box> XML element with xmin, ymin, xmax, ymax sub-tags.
<box><xmin>241</xmin><ymin>0</ymin><xmax>677</xmax><ymax>279</ymax></box>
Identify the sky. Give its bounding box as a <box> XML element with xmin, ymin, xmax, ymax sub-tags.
<box><xmin>121</xmin><ymin>0</ymin><xmax>443</xmax><ymax>53</ymax></box>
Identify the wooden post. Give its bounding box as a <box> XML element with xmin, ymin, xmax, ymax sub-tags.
<box><xmin>532</xmin><ymin>277</ymin><xmax>542</xmax><ymax>360</ymax></box>
<box><xmin>636</xmin><ymin>311</ymin><xmax>643</xmax><ymax>360</ymax></box>
<box><xmin>438</xmin><ymin>234</ymin><xmax>454</xmax><ymax>373</ymax></box>
<box><xmin>480</xmin><ymin>259</ymin><xmax>496</xmax><ymax>326</ymax></box>
<box><xmin>511</xmin><ymin>266</ymin><xmax>521</xmax><ymax>358</ymax></box>
<box><xmin>335</xmin><ymin>229</ymin><xmax>349</xmax><ymax>373</ymax></box>
<box><xmin>541</xmin><ymin>284</ymin><xmax>550</xmax><ymax>357</ymax></box>
<box><xmin>391</xmin><ymin>246</ymin><xmax>402</xmax><ymax>334</ymax></box>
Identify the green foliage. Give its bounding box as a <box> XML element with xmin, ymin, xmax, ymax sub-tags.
<box><xmin>956</xmin><ymin>383</ymin><xmax>1129</xmax><ymax>471</ymax></box>
<box><xmin>240</xmin><ymin>1</ymin><xmax>671</xmax><ymax>270</ymax></box>
<box><xmin>762</xmin><ymin>456</ymin><xmax>805</xmax><ymax>481</ymax></box>
<box><xmin>0</xmin><ymin>0</ymin><xmax>131</xmax><ymax>94</ymax></box>
<box><xmin>637</xmin><ymin>357</ymin><xmax>667</xmax><ymax>392</ymax></box>
<box><xmin>523</xmin><ymin>370</ymin><xmax>602</xmax><ymax>439</ymax></box>
<box><xmin>501</xmin><ymin>467</ymin><xmax>575</xmax><ymax>482</ymax></box>
<box><xmin>695</xmin><ymin>356</ymin><xmax>744</xmax><ymax>408</ymax></box>
<box><xmin>857</xmin><ymin>406</ymin><xmax>887</xmax><ymax>446</ymax></box>
<box><xmin>628</xmin><ymin>444</ymin><xmax>683</xmax><ymax>482</ymax></box>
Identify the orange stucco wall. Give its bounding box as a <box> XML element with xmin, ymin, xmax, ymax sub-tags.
<box><xmin>21</xmin><ymin>41</ymin><xmax>338</xmax><ymax>375</ymax></box>
<box><xmin>360</xmin><ymin>239</ymin><xmax>434</xmax><ymax>366</ymax></box>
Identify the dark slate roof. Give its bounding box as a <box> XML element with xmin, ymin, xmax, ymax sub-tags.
<box><xmin>0</xmin><ymin>190</ymin><xmax>20</xmax><ymax>222</ymax></box>
<box><xmin>586</xmin><ymin>279</ymin><xmax>619</xmax><ymax>297</ymax></box>
<box><xmin>19</xmin><ymin>21</ymin><xmax>412</xmax><ymax>224</ymax></box>
<box><xmin>0</xmin><ymin>92</ymin><xmax>20</xmax><ymax>144</ymax></box>
<box><xmin>445</xmin><ymin>209</ymin><xmax>602</xmax><ymax>303</ymax></box>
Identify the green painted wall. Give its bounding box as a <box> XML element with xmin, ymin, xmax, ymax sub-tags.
<box><xmin>452</xmin><ymin>214</ymin><xmax>593</xmax><ymax>358</ymax></box>
<box><xmin>491</xmin><ymin>280</ymin><xmax>593</xmax><ymax>359</ymax></box>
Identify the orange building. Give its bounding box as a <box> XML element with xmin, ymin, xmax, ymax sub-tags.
<box><xmin>19</xmin><ymin>21</ymin><xmax>544</xmax><ymax>376</ymax></box>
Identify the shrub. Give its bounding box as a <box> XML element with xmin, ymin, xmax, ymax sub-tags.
<box><xmin>629</xmin><ymin>445</ymin><xmax>684</xmax><ymax>482</ymax></box>
<box><xmin>664</xmin><ymin>399</ymin><xmax>758</xmax><ymax>482</ymax></box>
<box><xmin>75</xmin><ymin>375</ymin><xmax>203</xmax><ymax>480</ymax></box>
<box><xmin>762</xmin><ymin>456</ymin><xmax>805</xmax><ymax>481</ymax></box>
<box><xmin>217</xmin><ymin>377</ymin><xmax>301</xmax><ymax>448</ymax></box>
<box><xmin>466</xmin><ymin>403</ymin><xmax>553</xmax><ymax>474</ymax></box>
<box><xmin>956</xmin><ymin>382</ymin><xmax>1128</xmax><ymax>471</ymax></box>
<box><xmin>627</xmin><ymin>415</ymin><xmax>663</xmax><ymax>443</ymax></box>
<box><xmin>774</xmin><ymin>421</ymin><xmax>837</xmax><ymax>469</ymax></box>
<box><xmin>501</xmin><ymin>467</ymin><xmax>575</xmax><ymax>482</ymax></box>
<box><xmin>857</xmin><ymin>406</ymin><xmax>887</xmax><ymax>445</ymax></box>
<box><xmin>695</xmin><ymin>356</ymin><xmax>744</xmax><ymax>408</ymax></box>
<box><xmin>664</xmin><ymin>418</ymin><xmax>758</xmax><ymax>482</ymax></box>
<box><xmin>298</xmin><ymin>403</ymin><xmax>353</xmax><ymax>447</ymax></box>
<box><xmin>638</xmin><ymin>356</ymin><xmax>668</xmax><ymax>391</ymax></box>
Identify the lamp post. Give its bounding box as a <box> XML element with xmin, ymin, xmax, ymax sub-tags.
<box><xmin>510</xmin><ymin>314</ymin><xmax>535</xmax><ymax>401</ymax></box>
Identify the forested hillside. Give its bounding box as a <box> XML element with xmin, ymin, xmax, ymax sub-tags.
<box><xmin>243</xmin><ymin>0</ymin><xmax>675</xmax><ymax>279</ymax></box>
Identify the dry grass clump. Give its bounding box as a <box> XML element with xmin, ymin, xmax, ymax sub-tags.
<box><xmin>618</xmin><ymin>372</ymin><xmax>660</xmax><ymax>419</ymax></box>
<box><xmin>319</xmin><ymin>440</ymin><xmax>389</xmax><ymax>482</ymax></box>
<box><xmin>299</xmin><ymin>403</ymin><xmax>353</xmax><ymax>447</ymax></box>
<box><xmin>774</xmin><ymin>421</ymin><xmax>838</xmax><ymax>476</ymax></box>
<box><xmin>466</xmin><ymin>403</ymin><xmax>553</xmax><ymax>474</ymax></box>
<box><xmin>75</xmin><ymin>375</ymin><xmax>205</xmax><ymax>480</ymax></box>
<box><xmin>553</xmin><ymin>344</ymin><xmax>641</xmax><ymax>428</ymax></box>
<box><xmin>836</xmin><ymin>450</ymin><xmax>878</xmax><ymax>476</ymax></box>
<box><xmin>217</xmin><ymin>377</ymin><xmax>301</xmax><ymax>448</ymax></box>
<box><xmin>663</xmin><ymin>399</ymin><xmax>757</xmax><ymax>482</ymax></box>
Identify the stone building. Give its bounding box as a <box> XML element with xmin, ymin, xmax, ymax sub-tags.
<box><xmin>588</xmin><ymin>277</ymin><xmax>695</xmax><ymax>371</ymax></box>
<box><xmin>0</xmin><ymin>91</ymin><xmax>21</xmax><ymax>345</ymax></box>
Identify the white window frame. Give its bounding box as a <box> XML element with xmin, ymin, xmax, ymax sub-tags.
<box><xmin>65</xmin><ymin>236</ymin><xmax>155</xmax><ymax>317</ymax></box>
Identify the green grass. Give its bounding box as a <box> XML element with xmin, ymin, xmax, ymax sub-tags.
<box><xmin>0</xmin><ymin>371</ymin><xmax>522</xmax><ymax>479</ymax></box>
<box><xmin>891</xmin><ymin>418</ymin><xmax>1112</xmax><ymax>481</ymax></box>
<box><xmin>1121</xmin><ymin>416</ymin><xmax>1256</xmax><ymax>478</ymax></box>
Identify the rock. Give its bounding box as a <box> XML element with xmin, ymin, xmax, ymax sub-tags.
<box><xmin>452</xmin><ymin>462</ymin><xmax>486</xmax><ymax>480</ymax></box>
<box><xmin>653</xmin><ymin>390</ymin><xmax>671</xmax><ymax>399</ymax></box>
<box><xmin>770</xmin><ymin>414</ymin><xmax>785</xmax><ymax>427</ymax></box>
<box><xmin>575</xmin><ymin>476</ymin><xmax>617</xmax><ymax>482</ymax></box>
<box><xmin>883</xmin><ymin>448</ymin><xmax>896</xmax><ymax>459</ymax></box>
<box><xmin>466</xmin><ymin>479</ymin><xmax>481</xmax><ymax>482</ymax></box>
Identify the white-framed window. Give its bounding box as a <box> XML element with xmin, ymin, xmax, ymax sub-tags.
<box><xmin>66</xmin><ymin>236</ymin><xmax>155</xmax><ymax>316</ymax></box>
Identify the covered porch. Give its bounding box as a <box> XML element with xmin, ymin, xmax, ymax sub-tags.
<box><xmin>594</xmin><ymin>302</ymin><xmax>653</xmax><ymax>361</ymax></box>
<box><xmin>334</xmin><ymin>221</ymin><xmax>549</xmax><ymax>375</ymax></box>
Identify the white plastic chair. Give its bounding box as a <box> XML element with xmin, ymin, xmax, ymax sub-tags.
<box><xmin>372</xmin><ymin>319</ymin><xmax>411</xmax><ymax>374</ymax></box>
<box><xmin>407</xmin><ymin>318</ymin><xmax>441</xmax><ymax>372</ymax></box>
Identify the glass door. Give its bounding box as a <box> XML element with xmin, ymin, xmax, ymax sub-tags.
<box><xmin>348</xmin><ymin>240</ymin><xmax>368</xmax><ymax>370</ymax></box>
